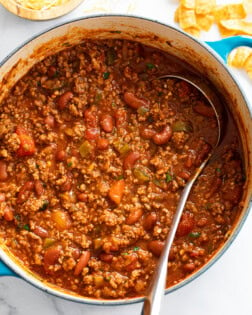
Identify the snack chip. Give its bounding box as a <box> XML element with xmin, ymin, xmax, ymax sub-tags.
<box><xmin>196</xmin><ymin>14</ymin><xmax>214</xmax><ymax>31</ymax></box>
<box><xmin>219</xmin><ymin>19</ymin><xmax>252</xmax><ymax>36</ymax></box>
<box><xmin>181</xmin><ymin>0</ymin><xmax>195</xmax><ymax>9</ymax></box>
<box><xmin>195</xmin><ymin>0</ymin><xmax>216</xmax><ymax>15</ymax></box>
<box><xmin>178</xmin><ymin>8</ymin><xmax>198</xmax><ymax>29</ymax></box>
<box><xmin>227</xmin><ymin>47</ymin><xmax>252</xmax><ymax>68</ymax></box>
<box><xmin>184</xmin><ymin>26</ymin><xmax>200</xmax><ymax>37</ymax></box>
<box><xmin>214</xmin><ymin>4</ymin><xmax>246</xmax><ymax>22</ymax></box>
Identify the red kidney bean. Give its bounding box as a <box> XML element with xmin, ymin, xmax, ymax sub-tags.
<box><xmin>55</xmin><ymin>150</ymin><xmax>67</xmax><ymax>162</ymax></box>
<box><xmin>115</xmin><ymin>108</ymin><xmax>127</xmax><ymax>127</ymax></box>
<box><xmin>125</xmin><ymin>208</ymin><xmax>143</xmax><ymax>225</ymax></box>
<box><xmin>184</xmin><ymin>150</ymin><xmax>196</xmax><ymax>168</ymax></box>
<box><xmin>0</xmin><ymin>193</ymin><xmax>5</xmax><ymax>202</ymax></box>
<box><xmin>143</xmin><ymin>212</ymin><xmax>157</xmax><ymax>230</ymax></box>
<box><xmin>77</xmin><ymin>193</ymin><xmax>87</xmax><ymax>202</ymax></box>
<box><xmin>47</xmin><ymin>66</ymin><xmax>57</xmax><ymax>78</ymax></box>
<box><xmin>84</xmin><ymin>108</ymin><xmax>98</xmax><ymax>128</ymax></box>
<box><xmin>4</xmin><ymin>206</ymin><xmax>14</xmax><ymax>221</ymax></box>
<box><xmin>176</xmin><ymin>212</ymin><xmax>194</xmax><ymax>237</ymax></box>
<box><xmin>193</xmin><ymin>101</ymin><xmax>215</xmax><ymax>118</ymax></box>
<box><xmin>123</xmin><ymin>151</ymin><xmax>140</xmax><ymax>169</ymax></box>
<box><xmin>148</xmin><ymin>240</ymin><xmax>164</xmax><ymax>257</ymax></box>
<box><xmin>0</xmin><ymin>161</ymin><xmax>8</xmax><ymax>181</ymax></box>
<box><xmin>178</xmin><ymin>171</ymin><xmax>191</xmax><ymax>180</ymax></box>
<box><xmin>125</xmin><ymin>254</ymin><xmax>138</xmax><ymax>272</ymax></box>
<box><xmin>34</xmin><ymin>180</ymin><xmax>44</xmax><ymax>196</ymax></box>
<box><xmin>57</xmin><ymin>91</ymin><xmax>73</xmax><ymax>110</ymax></box>
<box><xmin>140</xmin><ymin>128</ymin><xmax>156</xmax><ymax>139</ymax></box>
<box><xmin>71</xmin><ymin>246</ymin><xmax>81</xmax><ymax>260</ymax></box>
<box><xmin>97</xmin><ymin>138</ymin><xmax>109</xmax><ymax>150</ymax></box>
<box><xmin>17</xmin><ymin>181</ymin><xmax>34</xmax><ymax>204</ymax></box>
<box><xmin>33</xmin><ymin>226</ymin><xmax>48</xmax><ymax>238</ymax></box>
<box><xmin>74</xmin><ymin>251</ymin><xmax>90</xmax><ymax>276</ymax></box>
<box><xmin>99</xmin><ymin>253</ymin><xmax>113</xmax><ymax>263</ymax></box>
<box><xmin>100</xmin><ymin>114</ymin><xmax>114</xmax><ymax>133</ymax></box>
<box><xmin>183</xmin><ymin>262</ymin><xmax>196</xmax><ymax>272</ymax></box>
<box><xmin>60</xmin><ymin>177</ymin><xmax>72</xmax><ymax>192</ymax></box>
<box><xmin>123</xmin><ymin>92</ymin><xmax>148</xmax><ymax>109</ymax></box>
<box><xmin>44</xmin><ymin>245</ymin><xmax>61</xmax><ymax>265</ymax></box>
<box><xmin>85</xmin><ymin>128</ymin><xmax>100</xmax><ymax>140</ymax></box>
<box><xmin>44</xmin><ymin>115</ymin><xmax>55</xmax><ymax>128</ymax></box>
<box><xmin>206</xmin><ymin>177</ymin><xmax>222</xmax><ymax>198</ymax></box>
<box><xmin>194</xmin><ymin>143</ymin><xmax>212</xmax><ymax>166</ymax></box>
<box><xmin>152</xmin><ymin>125</ymin><xmax>172</xmax><ymax>145</ymax></box>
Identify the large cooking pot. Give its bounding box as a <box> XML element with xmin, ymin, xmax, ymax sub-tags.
<box><xmin>0</xmin><ymin>15</ymin><xmax>251</xmax><ymax>305</ymax></box>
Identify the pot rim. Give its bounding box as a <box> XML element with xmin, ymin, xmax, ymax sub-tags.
<box><xmin>0</xmin><ymin>13</ymin><xmax>251</xmax><ymax>306</ymax></box>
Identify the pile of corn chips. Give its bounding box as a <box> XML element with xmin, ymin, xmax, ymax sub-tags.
<box><xmin>228</xmin><ymin>46</ymin><xmax>252</xmax><ymax>79</ymax></box>
<box><xmin>175</xmin><ymin>0</ymin><xmax>252</xmax><ymax>37</ymax></box>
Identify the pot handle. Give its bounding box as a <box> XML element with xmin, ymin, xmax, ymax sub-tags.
<box><xmin>0</xmin><ymin>260</ymin><xmax>18</xmax><ymax>277</ymax></box>
<box><xmin>206</xmin><ymin>35</ymin><xmax>252</xmax><ymax>62</ymax></box>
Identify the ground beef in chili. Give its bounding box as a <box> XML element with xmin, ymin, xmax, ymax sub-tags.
<box><xmin>0</xmin><ymin>39</ymin><xmax>244</xmax><ymax>299</ymax></box>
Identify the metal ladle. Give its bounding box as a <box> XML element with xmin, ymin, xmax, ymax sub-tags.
<box><xmin>141</xmin><ymin>74</ymin><xmax>223</xmax><ymax>315</ymax></box>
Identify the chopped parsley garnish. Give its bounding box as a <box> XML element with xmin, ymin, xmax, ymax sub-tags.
<box><xmin>216</xmin><ymin>168</ymin><xmax>221</xmax><ymax>173</ymax></box>
<box><xmin>158</xmin><ymin>92</ymin><xmax>163</xmax><ymax>97</ymax></box>
<box><xmin>147</xmin><ymin>115</ymin><xmax>154</xmax><ymax>123</ymax></box>
<box><xmin>188</xmin><ymin>231</ymin><xmax>201</xmax><ymax>239</ymax></box>
<box><xmin>103</xmin><ymin>72</ymin><xmax>110</xmax><ymax>80</ymax></box>
<box><xmin>133</xmin><ymin>246</ymin><xmax>140</xmax><ymax>251</ymax></box>
<box><xmin>146</xmin><ymin>63</ymin><xmax>155</xmax><ymax>69</ymax></box>
<box><xmin>39</xmin><ymin>200</ymin><xmax>49</xmax><ymax>211</ymax></box>
<box><xmin>166</xmin><ymin>172</ymin><xmax>173</xmax><ymax>183</ymax></box>
<box><xmin>67</xmin><ymin>162</ymin><xmax>73</xmax><ymax>167</ymax></box>
<box><xmin>23</xmin><ymin>224</ymin><xmax>30</xmax><ymax>231</ymax></box>
<box><xmin>115</xmin><ymin>174</ymin><xmax>124</xmax><ymax>180</ymax></box>
<box><xmin>110</xmin><ymin>30</ymin><xmax>121</xmax><ymax>34</ymax></box>
<box><xmin>121</xmin><ymin>252</ymin><xmax>129</xmax><ymax>255</ymax></box>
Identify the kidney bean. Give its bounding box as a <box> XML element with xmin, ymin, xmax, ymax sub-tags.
<box><xmin>57</xmin><ymin>91</ymin><xmax>73</xmax><ymax>110</ymax></box>
<box><xmin>184</xmin><ymin>150</ymin><xmax>196</xmax><ymax>168</ymax></box>
<box><xmin>51</xmin><ymin>210</ymin><xmax>72</xmax><ymax>231</ymax></box>
<box><xmin>100</xmin><ymin>253</ymin><xmax>113</xmax><ymax>263</ymax></box>
<box><xmin>140</xmin><ymin>128</ymin><xmax>156</xmax><ymax>140</ymax></box>
<box><xmin>123</xmin><ymin>92</ymin><xmax>148</xmax><ymax>109</ymax></box>
<box><xmin>152</xmin><ymin>125</ymin><xmax>172</xmax><ymax>145</ymax></box>
<box><xmin>100</xmin><ymin>114</ymin><xmax>114</xmax><ymax>133</ymax></box>
<box><xmin>176</xmin><ymin>212</ymin><xmax>194</xmax><ymax>237</ymax></box>
<box><xmin>85</xmin><ymin>128</ymin><xmax>100</xmax><ymax>140</ymax></box>
<box><xmin>194</xmin><ymin>143</ymin><xmax>212</xmax><ymax>166</ymax></box>
<box><xmin>71</xmin><ymin>246</ymin><xmax>81</xmax><ymax>260</ymax></box>
<box><xmin>183</xmin><ymin>262</ymin><xmax>196</xmax><ymax>272</ymax></box>
<box><xmin>206</xmin><ymin>177</ymin><xmax>222</xmax><ymax>198</ymax></box>
<box><xmin>44</xmin><ymin>115</ymin><xmax>55</xmax><ymax>128</ymax></box>
<box><xmin>126</xmin><ymin>208</ymin><xmax>143</xmax><ymax>225</ymax></box>
<box><xmin>44</xmin><ymin>245</ymin><xmax>61</xmax><ymax>265</ymax></box>
<box><xmin>193</xmin><ymin>101</ymin><xmax>215</xmax><ymax>118</ymax></box>
<box><xmin>47</xmin><ymin>66</ymin><xmax>57</xmax><ymax>78</ymax></box>
<box><xmin>84</xmin><ymin>107</ymin><xmax>98</xmax><ymax>128</ymax></box>
<box><xmin>197</xmin><ymin>217</ymin><xmax>208</xmax><ymax>227</ymax></box>
<box><xmin>33</xmin><ymin>226</ymin><xmax>48</xmax><ymax>238</ymax></box>
<box><xmin>148</xmin><ymin>240</ymin><xmax>164</xmax><ymax>257</ymax></box>
<box><xmin>17</xmin><ymin>181</ymin><xmax>34</xmax><ymax>204</ymax></box>
<box><xmin>143</xmin><ymin>212</ymin><xmax>157</xmax><ymax>230</ymax></box>
<box><xmin>97</xmin><ymin>138</ymin><xmax>109</xmax><ymax>150</ymax></box>
<box><xmin>178</xmin><ymin>171</ymin><xmax>191</xmax><ymax>180</ymax></box>
<box><xmin>77</xmin><ymin>193</ymin><xmax>87</xmax><ymax>202</ymax></box>
<box><xmin>123</xmin><ymin>151</ymin><xmax>140</xmax><ymax>169</ymax></box>
<box><xmin>60</xmin><ymin>177</ymin><xmax>72</xmax><ymax>192</ymax></box>
<box><xmin>55</xmin><ymin>150</ymin><xmax>67</xmax><ymax>162</ymax></box>
<box><xmin>125</xmin><ymin>254</ymin><xmax>138</xmax><ymax>272</ymax></box>
<box><xmin>74</xmin><ymin>251</ymin><xmax>91</xmax><ymax>276</ymax></box>
<box><xmin>4</xmin><ymin>206</ymin><xmax>14</xmax><ymax>221</ymax></box>
<box><xmin>0</xmin><ymin>193</ymin><xmax>5</xmax><ymax>202</ymax></box>
<box><xmin>0</xmin><ymin>161</ymin><xmax>8</xmax><ymax>181</ymax></box>
<box><xmin>115</xmin><ymin>108</ymin><xmax>127</xmax><ymax>127</ymax></box>
<box><xmin>34</xmin><ymin>180</ymin><xmax>44</xmax><ymax>196</ymax></box>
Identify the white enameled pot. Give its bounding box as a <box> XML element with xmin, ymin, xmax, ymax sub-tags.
<box><xmin>0</xmin><ymin>15</ymin><xmax>251</xmax><ymax>306</ymax></box>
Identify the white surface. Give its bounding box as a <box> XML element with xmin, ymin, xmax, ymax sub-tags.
<box><xmin>0</xmin><ymin>1</ymin><xmax>252</xmax><ymax>315</ymax></box>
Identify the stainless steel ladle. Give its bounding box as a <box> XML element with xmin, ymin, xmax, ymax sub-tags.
<box><xmin>141</xmin><ymin>74</ymin><xmax>223</xmax><ymax>315</ymax></box>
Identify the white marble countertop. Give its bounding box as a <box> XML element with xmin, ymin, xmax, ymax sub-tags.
<box><xmin>0</xmin><ymin>1</ymin><xmax>252</xmax><ymax>314</ymax></box>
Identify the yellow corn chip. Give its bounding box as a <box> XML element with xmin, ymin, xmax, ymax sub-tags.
<box><xmin>219</xmin><ymin>19</ymin><xmax>252</xmax><ymax>36</ymax></box>
<box><xmin>179</xmin><ymin>8</ymin><xmax>197</xmax><ymax>29</ymax></box>
<box><xmin>243</xmin><ymin>0</ymin><xmax>252</xmax><ymax>14</ymax></box>
<box><xmin>181</xmin><ymin>0</ymin><xmax>195</xmax><ymax>9</ymax></box>
<box><xmin>196</xmin><ymin>14</ymin><xmax>214</xmax><ymax>31</ymax></box>
<box><xmin>195</xmin><ymin>0</ymin><xmax>215</xmax><ymax>15</ymax></box>
<box><xmin>227</xmin><ymin>47</ymin><xmax>252</xmax><ymax>68</ymax></box>
<box><xmin>183</xmin><ymin>26</ymin><xmax>201</xmax><ymax>37</ymax></box>
<box><xmin>244</xmin><ymin>54</ymin><xmax>252</xmax><ymax>71</ymax></box>
<box><xmin>214</xmin><ymin>4</ymin><xmax>246</xmax><ymax>22</ymax></box>
<box><xmin>174</xmin><ymin>6</ymin><xmax>180</xmax><ymax>23</ymax></box>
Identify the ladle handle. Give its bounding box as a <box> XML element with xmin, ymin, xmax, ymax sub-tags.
<box><xmin>141</xmin><ymin>157</ymin><xmax>209</xmax><ymax>315</ymax></box>
<box><xmin>206</xmin><ymin>36</ymin><xmax>252</xmax><ymax>62</ymax></box>
<box><xmin>0</xmin><ymin>260</ymin><xmax>17</xmax><ymax>277</ymax></box>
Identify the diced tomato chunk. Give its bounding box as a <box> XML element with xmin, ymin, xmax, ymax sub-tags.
<box><xmin>16</xmin><ymin>126</ymin><xmax>35</xmax><ymax>157</ymax></box>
